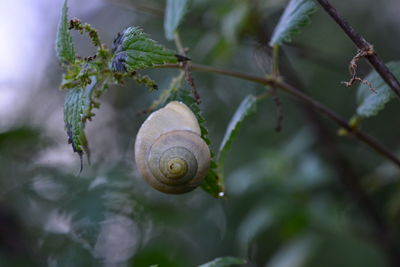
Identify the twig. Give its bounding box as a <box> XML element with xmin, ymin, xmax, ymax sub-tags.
<box><xmin>316</xmin><ymin>0</ymin><xmax>400</xmax><ymax>99</ymax></box>
<box><xmin>341</xmin><ymin>46</ymin><xmax>376</xmax><ymax>93</ymax></box>
<box><xmin>158</xmin><ymin>63</ymin><xmax>400</xmax><ymax>169</ymax></box>
<box><xmin>174</xmin><ymin>33</ymin><xmax>201</xmax><ymax>104</ymax></box>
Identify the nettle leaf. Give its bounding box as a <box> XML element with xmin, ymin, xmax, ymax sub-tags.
<box><xmin>63</xmin><ymin>75</ymin><xmax>107</xmax><ymax>165</ymax></box>
<box><xmin>198</xmin><ymin>256</ymin><xmax>246</xmax><ymax>267</ymax></box>
<box><xmin>201</xmin><ymin>161</ymin><xmax>224</xmax><ymax>198</ymax></box>
<box><xmin>269</xmin><ymin>0</ymin><xmax>317</xmax><ymax>46</ymax></box>
<box><xmin>218</xmin><ymin>95</ymin><xmax>257</xmax><ymax>166</ymax></box>
<box><xmin>152</xmin><ymin>77</ymin><xmax>224</xmax><ymax>198</ymax></box>
<box><xmin>56</xmin><ymin>0</ymin><xmax>75</xmax><ymax>64</ymax></box>
<box><xmin>111</xmin><ymin>27</ymin><xmax>178</xmax><ymax>72</ymax></box>
<box><xmin>216</xmin><ymin>95</ymin><xmax>257</xmax><ymax>189</ymax></box>
<box><xmin>357</xmin><ymin>61</ymin><xmax>400</xmax><ymax>117</ymax></box>
<box><xmin>164</xmin><ymin>0</ymin><xmax>190</xmax><ymax>40</ymax></box>
<box><xmin>64</xmin><ymin>87</ymin><xmax>89</xmax><ymax>168</ymax></box>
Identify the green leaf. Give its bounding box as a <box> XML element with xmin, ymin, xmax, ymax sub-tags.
<box><xmin>64</xmin><ymin>87</ymin><xmax>88</xmax><ymax>165</ymax></box>
<box><xmin>111</xmin><ymin>27</ymin><xmax>178</xmax><ymax>72</ymax></box>
<box><xmin>201</xmin><ymin>161</ymin><xmax>224</xmax><ymax>198</ymax></box>
<box><xmin>357</xmin><ymin>61</ymin><xmax>400</xmax><ymax>117</ymax></box>
<box><xmin>269</xmin><ymin>0</ymin><xmax>317</xmax><ymax>46</ymax></box>
<box><xmin>151</xmin><ymin>76</ymin><xmax>224</xmax><ymax>198</ymax></box>
<box><xmin>56</xmin><ymin>0</ymin><xmax>75</xmax><ymax>64</ymax></box>
<box><xmin>63</xmin><ymin>75</ymin><xmax>109</xmax><ymax>168</ymax></box>
<box><xmin>218</xmin><ymin>95</ymin><xmax>257</xmax><ymax>166</ymax></box>
<box><xmin>198</xmin><ymin>257</ymin><xmax>246</xmax><ymax>267</ymax></box>
<box><xmin>164</xmin><ymin>0</ymin><xmax>190</xmax><ymax>40</ymax></box>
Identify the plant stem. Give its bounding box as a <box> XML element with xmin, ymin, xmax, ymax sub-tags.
<box><xmin>159</xmin><ymin>63</ymin><xmax>270</xmax><ymax>84</ymax></box>
<box><xmin>173</xmin><ymin>33</ymin><xmax>201</xmax><ymax>103</ymax></box>
<box><xmin>272</xmin><ymin>45</ymin><xmax>280</xmax><ymax>77</ymax></box>
<box><xmin>159</xmin><ymin>63</ymin><xmax>400</xmax><ymax>169</ymax></box>
<box><xmin>316</xmin><ymin>0</ymin><xmax>400</xmax><ymax>99</ymax></box>
<box><xmin>174</xmin><ymin>32</ymin><xmax>185</xmax><ymax>56</ymax></box>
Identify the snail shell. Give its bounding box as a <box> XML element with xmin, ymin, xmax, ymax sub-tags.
<box><xmin>134</xmin><ymin>101</ymin><xmax>211</xmax><ymax>194</ymax></box>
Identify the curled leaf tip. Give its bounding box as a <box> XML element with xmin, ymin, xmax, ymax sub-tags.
<box><xmin>111</xmin><ymin>52</ymin><xmax>128</xmax><ymax>72</ymax></box>
<box><xmin>111</xmin><ymin>31</ymin><xmax>124</xmax><ymax>54</ymax></box>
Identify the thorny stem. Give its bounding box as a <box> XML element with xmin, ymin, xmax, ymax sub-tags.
<box><xmin>159</xmin><ymin>63</ymin><xmax>400</xmax><ymax>169</ymax></box>
<box><xmin>173</xmin><ymin>32</ymin><xmax>201</xmax><ymax>104</ymax></box>
<box><xmin>316</xmin><ymin>0</ymin><xmax>400</xmax><ymax>100</ymax></box>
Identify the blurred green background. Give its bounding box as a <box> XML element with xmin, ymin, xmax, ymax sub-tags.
<box><xmin>1</xmin><ymin>0</ymin><xmax>400</xmax><ymax>266</ymax></box>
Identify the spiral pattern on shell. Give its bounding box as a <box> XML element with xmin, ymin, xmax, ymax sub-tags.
<box><xmin>134</xmin><ymin>101</ymin><xmax>211</xmax><ymax>194</ymax></box>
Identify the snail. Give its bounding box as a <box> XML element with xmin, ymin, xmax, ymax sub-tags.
<box><xmin>134</xmin><ymin>101</ymin><xmax>211</xmax><ymax>194</ymax></box>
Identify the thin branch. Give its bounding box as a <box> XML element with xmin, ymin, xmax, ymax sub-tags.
<box><xmin>316</xmin><ymin>0</ymin><xmax>400</xmax><ymax>99</ymax></box>
<box><xmin>159</xmin><ymin>63</ymin><xmax>271</xmax><ymax>84</ymax></box>
<box><xmin>159</xmin><ymin>63</ymin><xmax>400</xmax><ymax>169</ymax></box>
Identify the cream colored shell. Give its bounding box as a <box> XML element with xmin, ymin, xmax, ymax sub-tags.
<box><xmin>134</xmin><ymin>101</ymin><xmax>210</xmax><ymax>194</ymax></box>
